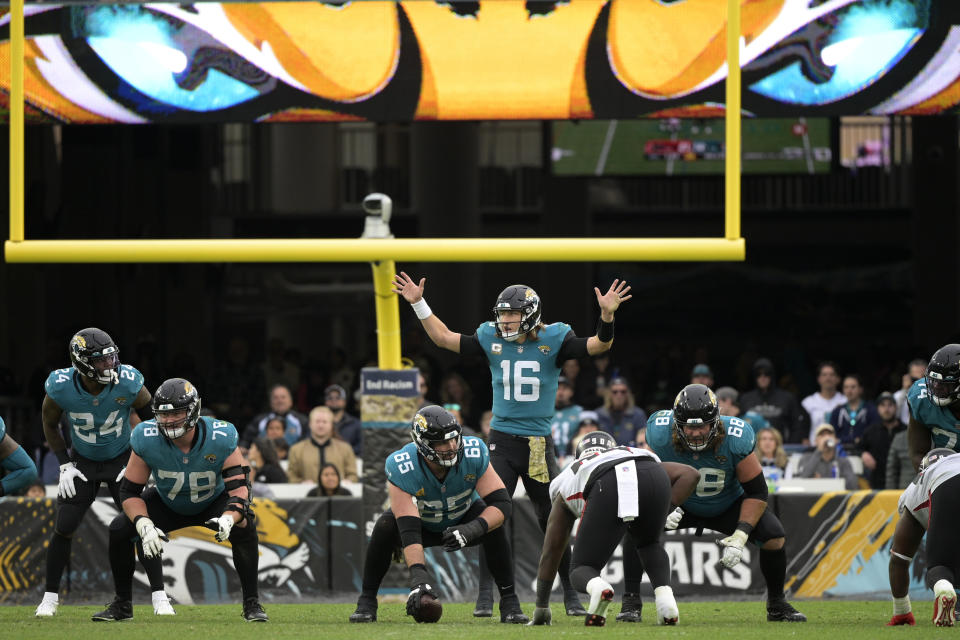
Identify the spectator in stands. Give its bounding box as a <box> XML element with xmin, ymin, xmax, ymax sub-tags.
<box><xmin>567</xmin><ymin>410</ymin><xmax>601</xmax><ymax>458</ymax></box>
<box><xmin>716</xmin><ymin>386</ymin><xmax>770</xmax><ymax>432</ymax></box>
<box><xmin>25</xmin><ymin>482</ymin><xmax>46</xmax><ymax>499</ymax></box>
<box><xmin>860</xmin><ymin>392</ymin><xmax>906</xmax><ymax>489</ymax></box>
<box><xmin>242</xmin><ymin>384</ymin><xmax>309</xmax><ymax>448</ymax></box>
<box><xmin>739</xmin><ymin>358</ymin><xmax>805</xmax><ymax>444</ymax></box>
<box><xmin>633</xmin><ymin>426</ymin><xmax>650</xmax><ymax>451</ymax></box>
<box><xmin>756</xmin><ymin>426</ymin><xmax>788</xmax><ymax>483</ymax></box>
<box><xmin>886</xmin><ymin>429</ymin><xmax>915</xmax><ymax>490</ymax></box>
<box><xmin>288</xmin><ymin>406</ymin><xmax>358</xmax><ymax>484</ymax></box>
<box><xmin>261</xmin><ymin>337</ymin><xmax>300</xmax><ymax>396</ymax></box>
<box><xmin>440</xmin><ymin>372</ymin><xmax>474</xmax><ymax>427</ymax></box>
<box><xmin>550</xmin><ymin>376</ymin><xmax>582</xmax><ymax>457</ymax></box>
<box><xmin>209</xmin><ymin>336</ymin><xmax>265</xmax><ymax>428</ymax></box>
<box><xmin>265</xmin><ymin>416</ymin><xmax>286</xmax><ymax>441</ymax></box>
<box><xmin>690</xmin><ymin>363</ymin><xmax>714</xmax><ymax>388</ymax></box>
<box><xmin>307</xmin><ymin>463</ymin><xmax>353</xmax><ymax>497</ymax></box>
<box><xmin>894</xmin><ymin>359</ymin><xmax>927</xmax><ymax>425</ymax></box>
<box><xmin>271</xmin><ymin>436</ymin><xmax>289</xmax><ymax>462</ymax></box>
<box><xmin>443</xmin><ymin>403</ymin><xmax>480</xmax><ymax>438</ymax></box>
<box><xmin>248</xmin><ymin>437</ymin><xmax>288</xmax><ymax>484</ymax></box>
<box><xmin>802</xmin><ymin>362</ymin><xmax>846</xmax><ymax>443</ymax></box>
<box><xmin>325</xmin><ymin>384</ymin><xmax>361</xmax><ymax>456</ymax></box>
<box><xmin>794</xmin><ymin>424</ymin><xmax>859</xmax><ymax>490</ymax></box>
<box><xmin>325</xmin><ymin>347</ymin><xmax>356</xmax><ymax>404</ymax></box>
<box><xmin>562</xmin><ymin>359</ymin><xmax>600</xmax><ymax>410</ymax></box>
<box><xmin>597</xmin><ymin>377</ymin><xmax>648</xmax><ymax>446</ymax></box>
<box><xmin>416</xmin><ymin>372</ymin><xmax>435</xmax><ymax>409</ymax></box>
<box><xmin>828</xmin><ymin>374</ymin><xmax>879</xmax><ymax>453</ymax></box>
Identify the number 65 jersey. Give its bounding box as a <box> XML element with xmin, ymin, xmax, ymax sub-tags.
<box><xmin>646</xmin><ymin>410</ymin><xmax>756</xmax><ymax>517</ymax></box>
<box><xmin>385</xmin><ymin>436</ymin><xmax>490</xmax><ymax>533</ymax></box>
<box><xmin>131</xmin><ymin>416</ymin><xmax>238</xmax><ymax>515</ymax></box>
<box><xmin>45</xmin><ymin>364</ymin><xmax>145</xmax><ymax>462</ymax></box>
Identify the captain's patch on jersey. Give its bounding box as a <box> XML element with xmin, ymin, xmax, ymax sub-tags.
<box><xmin>492</xmin><ymin>343</ymin><xmax>502</xmax><ymax>354</ymax></box>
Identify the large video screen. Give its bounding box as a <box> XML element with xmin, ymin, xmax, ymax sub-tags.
<box><xmin>553</xmin><ymin>118</ymin><xmax>832</xmax><ymax>175</ymax></box>
<box><xmin>0</xmin><ymin>0</ymin><xmax>954</xmax><ymax>124</ymax></box>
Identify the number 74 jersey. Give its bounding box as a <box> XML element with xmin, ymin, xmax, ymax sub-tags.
<box><xmin>907</xmin><ymin>379</ymin><xmax>960</xmax><ymax>450</ymax></box>
<box><xmin>646</xmin><ymin>410</ymin><xmax>756</xmax><ymax>517</ymax></box>
<box><xmin>131</xmin><ymin>416</ymin><xmax>238</xmax><ymax>515</ymax></box>
<box><xmin>385</xmin><ymin>436</ymin><xmax>490</xmax><ymax>533</ymax></box>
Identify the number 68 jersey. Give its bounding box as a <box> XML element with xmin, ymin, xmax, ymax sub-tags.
<box><xmin>385</xmin><ymin>436</ymin><xmax>490</xmax><ymax>533</ymax></box>
<box><xmin>131</xmin><ymin>416</ymin><xmax>238</xmax><ymax>515</ymax></box>
<box><xmin>646</xmin><ymin>410</ymin><xmax>756</xmax><ymax>517</ymax></box>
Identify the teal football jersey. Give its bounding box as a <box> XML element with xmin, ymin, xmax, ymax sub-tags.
<box><xmin>907</xmin><ymin>379</ymin><xmax>960</xmax><ymax>450</ymax></box>
<box><xmin>132</xmin><ymin>416</ymin><xmax>239</xmax><ymax>515</ymax></box>
<box><xmin>476</xmin><ymin>321</ymin><xmax>571</xmax><ymax>436</ymax></box>
<box><xmin>45</xmin><ymin>365</ymin><xmax>145</xmax><ymax>462</ymax></box>
<box><xmin>551</xmin><ymin>404</ymin><xmax>583</xmax><ymax>454</ymax></box>
<box><xmin>385</xmin><ymin>435</ymin><xmax>490</xmax><ymax>533</ymax></box>
<box><xmin>647</xmin><ymin>410</ymin><xmax>756</xmax><ymax>517</ymax></box>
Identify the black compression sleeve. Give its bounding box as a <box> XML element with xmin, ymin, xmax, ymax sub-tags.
<box><xmin>459</xmin><ymin>333</ymin><xmax>484</xmax><ymax>357</ymax></box>
<box><xmin>556</xmin><ymin>330</ymin><xmax>589</xmax><ymax>361</ymax></box>
<box><xmin>481</xmin><ymin>487</ymin><xmax>512</xmax><ymax>521</ymax></box>
<box><xmin>397</xmin><ymin>515</ymin><xmax>423</xmax><ymax>548</ymax></box>
<box><xmin>740</xmin><ymin>472</ymin><xmax>769</xmax><ymax>502</ymax></box>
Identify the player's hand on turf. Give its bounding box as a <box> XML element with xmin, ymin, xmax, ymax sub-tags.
<box><xmin>595</xmin><ymin>279</ymin><xmax>632</xmax><ymax>318</ymax></box>
<box><xmin>527</xmin><ymin>606</ymin><xmax>552</xmax><ymax>626</ymax></box>
<box><xmin>392</xmin><ymin>271</ymin><xmax>425</xmax><ymax>303</ymax></box>
<box><xmin>135</xmin><ymin>517</ymin><xmax>168</xmax><ymax>558</ymax></box>
<box><xmin>441</xmin><ymin>519</ymin><xmax>486</xmax><ymax>551</ymax></box>
<box><xmin>718</xmin><ymin>529</ymin><xmax>749</xmax><ymax>569</ymax></box>
<box><xmin>57</xmin><ymin>462</ymin><xmax>88</xmax><ymax>499</ymax></box>
<box><xmin>664</xmin><ymin>506</ymin><xmax>684</xmax><ymax>531</ymax></box>
<box><xmin>206</xmin><ymin>514</ymin><xmax>235</xmax><ymax>542</ymax></box>
<box><xmin>406</xmin><ymin>582</ymin><xmax>439</xmax><ymax>617</ymax></box>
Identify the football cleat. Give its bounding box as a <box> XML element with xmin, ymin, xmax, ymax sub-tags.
<box><xmin>499</xmin><ymin>594</ymin><xmax>529</xmax><ymax>624</ymax></box>
<box><xmin>91</xmin><ymin>598</ymin><xmax>133</xmax><ymax>622</ymax></box>
<box><xmin>886</xmin><ymin>612</ymin><xmax>916</xmax><ymax>626</ymax></box>
<box><xmin>766</xmin><ymin>599</ymin><xmax>806</xmax><ymax>622</ymax></box>
<box><xmin>616</xmin><ymin>592</ymin><xmax>642</xmax><ymax>622</ymax></box>
<box><xmin>473</xmin><ymin>591</ymin><xmax>494</xmax><ymax>618</ymax></box>
<box><xmin>349</xmin><ymin>597</ymin><xmax>377</xmax><ymax>623</ymax></box>
<box><xmin>655</xmin><ymin>586</ymin><xmax>679</xmax><ymax>625</ymax></box>
<box><xmin>152</xmin><ymin>592</ymin><xmax>175</xmax><ymax>616</ymax></box>
<box><xmin>242</xmin><ymin>598</ymin><xmax>268</xmax><ymax>622</ymax></box>
<box><xmin>584</xmin><ymin>577</ymin><xmax>614</xmax><ymax>626</ymax></box>
<box><xmin>35</xmin><ymin>596</ymin><xmax>58</xmax><ymax>618</ymax></box>
<box><xmin>933</xmin><ymin>580</ymin><xmax>956</xmax><ymax>627</ymax></box>
<box><xmin>565</xmin><ymin>588</ymin><xmax>588</xmax><ymax>616</ymax></box>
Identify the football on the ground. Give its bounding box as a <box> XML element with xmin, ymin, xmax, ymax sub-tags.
<box><xmin>414</xmin><ymin>594</ymin><xmax>442</xmax><ymax>623</ymax></box>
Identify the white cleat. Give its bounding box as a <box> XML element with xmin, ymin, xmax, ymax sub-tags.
<box><xmin>584</xmin><ymin>577</ymin><xmax>614</xmax><ymax>627</ymax></box>
<box><xmin>933</xmin><ymin>579</ymin><xmax>956</xmax><ymax>627</ymax></box>
<box><xmin>35</xmin><ymin>596</ymin><xmax>58</xmax><ymax>618</ymax></box>
<box><xmin>654</xmin><ymin>586</ymin><xmax>679</xmax><ymax>625</ymax></box>
<box><xmin>153</xmin><ymin>593</ymin><xmax>176</xmax><ymax>616</ymax></box>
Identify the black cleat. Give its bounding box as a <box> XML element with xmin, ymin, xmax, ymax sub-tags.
<box><xmin>499</xmin><ymin>595</ymin><xmax>529</xmax><ymax>624</ymax></box>
<box><xmin>474</xmin><ymin>592</ymin><xmax>493</xmax><ymax>618</ymax></box>
<box><xmin>242</xmin><ymin>597</ymin><xmax>268</xmax><ymax>622</ymax></box>
<box><xmin>616</xmin><ymin>592</ymin><xmax>643</xmax><ymax>622</ymax></box>
<box><xmin>91</xmin><ymin>598</ymin><xmax>132</xmax><ymax>622</ymax></box>
<box><xmin>349</xmin><ymin>596</ymin><xmax>378</xmax><ymax>623</ymax></box>
<box><xmin>565</xmin><ymin>589</ymin><xmax>587</xmax><ymax>616</ymax></box>
<box><xmin>767</xmin><ymin>599</ymin><xmax>806</xmax><ymax>622</ymax></box>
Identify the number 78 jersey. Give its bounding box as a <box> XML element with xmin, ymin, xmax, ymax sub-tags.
<box><xmin>131</xmin><ymin>416</ymin><xmax>238</xmax><ymax>515</ymax></box>
<box><xmin>646</xmin><ymin>410</ymin><xmax>756</xmax><ymax>517</ymax></box>
<box><xmin>385</xmin><ymin>436</ymin><xmax>490</xmax><ymax>533</ymax></box>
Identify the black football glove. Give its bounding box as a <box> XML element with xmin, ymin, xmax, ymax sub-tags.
<box><xmin>441</xmin><ymin>518</ymin><xmax>488</xmax><ymax>552</ymax></box>
<box><xmin>406</xmin><ymin>582</ymin><xmax>439</xmax><ymax>617</ymax></box>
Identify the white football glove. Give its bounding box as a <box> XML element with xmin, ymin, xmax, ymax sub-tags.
<box><xmin>57</xmin><ymin>462</ymin><xmax>88</xmax><ymax>499</ymax></box>
<box><xmin>718</xmin><ymin>529</ymin><xmax>749</xmax><ymax>569</ymax></box>
<box><xmin>527</xmin><ymin>606</ymin><xmax>552</xmax><ymax>626</ymax></box>
<box><xmin>664</xmin><ymin>506</ymin><xmax>684</xmax><ymax>531</ymax></box>
<box><xmin>135</xmin><ymin>517</ymin><xmax>168</xmax><ymax>559</ymax></box>
<box><xmin>115</xmin><ymin>466</ymin><xmax>126</xmax><ymax>483</ymax></box>
<box><xmin>206</xmin><ymin>514</ymin><xmax>235</xmax><ymax>542</ymax></box>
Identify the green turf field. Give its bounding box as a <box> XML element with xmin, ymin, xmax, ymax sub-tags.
<box><xmin>0</xmin><ymin>601</ymin><xmax>947</xmax><ymax>639</ymax></box>
<box><xmin>552</xmin><ymin>118</ymin><xmax>832</xmax><ymax>176</ymax></box>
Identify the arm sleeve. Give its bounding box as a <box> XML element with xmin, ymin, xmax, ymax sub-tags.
<box><xmin>556</xmin><ymin>329</ymin><xmax>589</xmax><ymax>361</ymax></box>
<box><xmin>459</xmin><ymin>333</ymin><xmax>484</xmax><ymax>357</ymax></box>
<box><xmin>1</xmin><ymin>446</ymin><xmax>39</xmax><ymax>496</ymax></box>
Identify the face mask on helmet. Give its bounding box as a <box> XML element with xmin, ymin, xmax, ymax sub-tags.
<box><xmin>70</xmin><ymin>329</ymin><xmax>120</xmax><ymax>385</ymax></box>
<box><xmin>673</xmin><ymin>385</ymin><xmax>721</xmax><ymax>452</ymax></box>
<box><xmin>925</xmin><ymin>370</ymin><xmax>960</xmax><ymax>407</ymax></box>
<box><xmin>156</xmin><ymin>408</ymin><xmax>193</xmax><ymax>439</ymax></box>
<box><xmin>492</xmin><ymin>285</ymin><xmax>541</xmax><ymax>342</ymax></box>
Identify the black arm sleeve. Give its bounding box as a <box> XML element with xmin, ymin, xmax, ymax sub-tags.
<box><xmin>555</xmin><ymin>329</ymin><xmax>589</xmax><ymax>361</ymax></box>
<box><xmin>740</xmin><ymin>472</ymin><xmax>769</xmax><ymax>502</ymax></box>
<box><xmin>459</xmin><ymin>333</ymin><xmax>484</xmax><ymax>357</ymax></box>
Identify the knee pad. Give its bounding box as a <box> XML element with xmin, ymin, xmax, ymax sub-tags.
<box><xmin>54</xmin><ymin>502</ymin><xmax>90</xmax><ymax>537</ymax></box>
<box><xmin>371</xmin><ymin>512</ymin><xmax>400</xmax><ymax>542</ymax></box>
<box><xmin>228</xmin><ymin>519</ymin><xmax>259</xmax><ymax>543</ymax></box>
<box><xmin>109</xmin><ymin>513</ymin><xmax>136</xmax><ymax>538</ymax></box>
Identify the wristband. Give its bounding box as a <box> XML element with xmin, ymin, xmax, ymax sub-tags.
<box><xmin>535</xmin><ymin>578</ymin><xmax>553</xmax><ymax>608</ymax></box>
<box><xmin>735</xmin><ymin>521</ymin><xmax>754</xmax><ymax>536</ymax></box>
<box><xmin>596</xmin><ymin>318</ymin><xmax>614</xmax><ymax>342</ymax></box>
<box><xmin>411</xmin><ymin>298</ymin><xmax>432</xmax><ymax>320</ymax></box>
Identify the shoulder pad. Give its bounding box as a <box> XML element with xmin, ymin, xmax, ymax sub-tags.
<box><xmin>44</xmin><ymin>368</ymin><xmax>74</xmax><ymax>398</ymax></box>
<box><xmin>206</xmin><ymin>418</ymin><xmax>239</xmax><ymax>452</ymax></box>
<box><xmin>722</xmin><ymin>416</ymin><xmax>756</xmax><ymax>454</ymax></box>
<box><xmin>119</xmin><ymin>364</ymin><xmax>145</xmax><ymax>392</ymax></box>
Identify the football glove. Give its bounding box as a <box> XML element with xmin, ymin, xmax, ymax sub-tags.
<box><xmin>115</xmin><ymin>466</ymin><xmax>126</xmax><ymax>483</ymax></box>
<box><xmin>718</xmin><ymin>529</ymin><xmax>749</xmax><ymax>569</ymax></box>
<box><xmin>664</xmin><ymin>506</ymin><xmax>684</xmax><ymax>531</ymax></box>
<box><xmin>205</xmin><ymin>514</ymin><xmax>235</xmax><ymax>542</ymax></box>
<box><xmin>406</xmin><ymin>583</ymin><xmax>439</xmax><ymax>617</ymax></box>
<box><xmin>527</xmin><ymin>607</ymin><xmax>552</xmax><ymax>626</ymax></box>
<box><xmin>441</xmin><ymin>519</ymin><xmax>487</xmax><ymax>552</ymax></box>
<box><xmin>57</xmin><ymin>462</ymin><xmax>88</xmax><ymax>499</ymax></box>
<box><xmin>135</xmin><ymin>517</ymin><xmax>168</xmax><ymax>559</ymax></box>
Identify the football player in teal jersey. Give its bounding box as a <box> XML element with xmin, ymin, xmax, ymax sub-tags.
<box><xmin>394</xmin><ymin>273</ymin><xmax>630</xmax><ymax>616</ymax></box>
<box><xmin>350</xmin><ymin>405</ymin><xmax>526</xmax><ymax>624</ymax></box>
<box><xmin>0</xmin><ymin>414</ymin><xmax>39</xmax><ymax>496</ymax></box>
<box><xmin>907</xmin><ymin>344</ymin><xmax>960</xmax><ymax>470</ymax></box>
<box><xmin>35</xmin><ymin>328</ymin><xmax>171</xmax><ymax>618</ymax></box>
<box><xmin>550</xmin><ymin>376</ymin><xmax>582</xmax><ymax>456</ymax></box>
<box><xmin>93</xmin><ymin>378</ymin><xmax>267</xmax><ymax>622</ymax></box>
<box><xmin>646</xmin><ymin>384</ymin><xmax>806</xmax><ymax>622</ymax></box>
